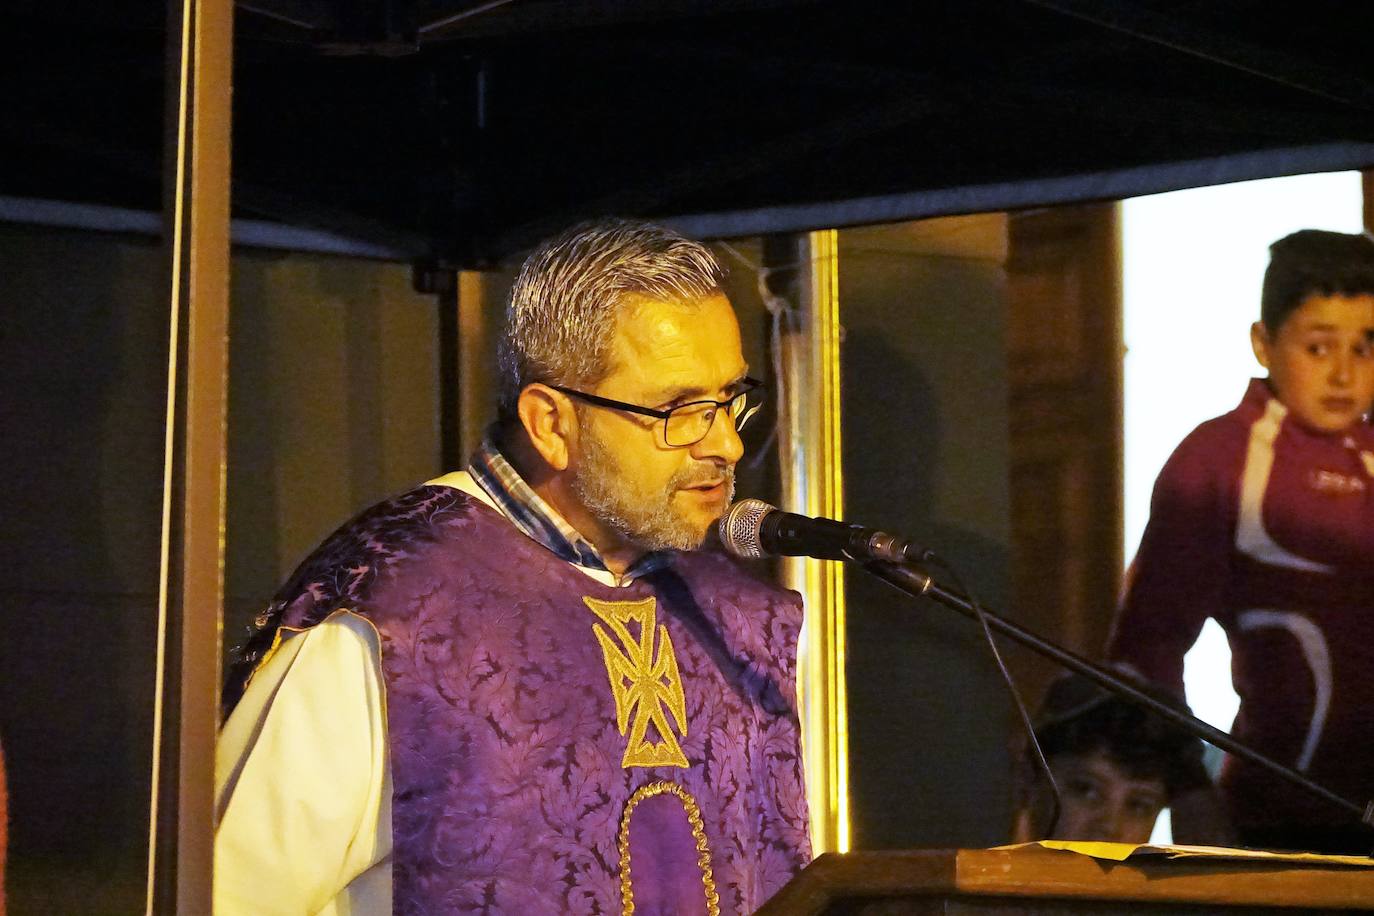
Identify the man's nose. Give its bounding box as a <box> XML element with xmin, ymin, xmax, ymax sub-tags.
<box><xmin>692</xmin><ymin>409</ymin><xmax>745</xmax><ymax>465</ymax></box>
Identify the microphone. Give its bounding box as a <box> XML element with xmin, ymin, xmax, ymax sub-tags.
<box><xmin>718</xmin><ymin>498</ymin><xmax>935</xmax><ymax>564</ymax></box>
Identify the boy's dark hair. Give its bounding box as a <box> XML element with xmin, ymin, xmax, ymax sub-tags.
<box><xmin>1026</xmin><ymin>673</ymin><xmax>1209</xmax><ymax>798</ymax></box>
<box><xmin>1261</xmin><ymin>229</ymin><xmax>1374</xmax><ymax>332</ymax></box>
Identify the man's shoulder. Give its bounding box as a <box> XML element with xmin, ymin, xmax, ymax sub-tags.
<box><xmin>225</xmin><ymin>484</ymin><xmax>507</xmax><ymax>711</ymax></box>
<box><xmin>274</xmin><ymin>484</ymin><xmax>502</xmax><ymax>613</ymax></box>
<box><xmin>314</xmin><ymin>483</ymin><xmax>492</xmax><ymax>561</ymax></box>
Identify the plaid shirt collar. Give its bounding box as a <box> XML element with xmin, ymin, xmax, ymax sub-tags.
<box><xmin>467</xmin><ymin>432</ymin><xmax>673</xmax><ymax>582</ymax></box>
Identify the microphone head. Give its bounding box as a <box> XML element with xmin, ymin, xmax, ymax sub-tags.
<box><xmin>719</xmin><ymin>498</ymin><xmax>776</xmax><ymax>559</ymax></box>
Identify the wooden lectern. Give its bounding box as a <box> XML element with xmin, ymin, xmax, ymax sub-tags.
<box><xmin>758</xmin><ymin>846</ymin><xmax>1374</xmax><ymax>914</ymax></box>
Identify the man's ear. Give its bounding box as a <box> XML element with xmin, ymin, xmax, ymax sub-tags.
<box><xmin>1250</xmin><ymin>321</ymin><xmax>1273</xmax><ymax>371</ymax></box>
<box><xmin>516</xmin><ymin>384</ymin><xmax>576</xmax><ymax>471</ymax></box>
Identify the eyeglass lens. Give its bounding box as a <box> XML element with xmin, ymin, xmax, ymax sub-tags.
<box><xmin>663</xmin><ymin>391</ymin><xmax>752</xmax><ymax>447</ymax></box>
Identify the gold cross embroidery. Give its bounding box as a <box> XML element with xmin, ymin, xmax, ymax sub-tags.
<box><xmin>583</xmin><ymin>596</ymin><xmax>689</xmax><ymax>769</ymax></box>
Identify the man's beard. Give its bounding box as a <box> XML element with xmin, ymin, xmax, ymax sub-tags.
<box><xmin>571</xmin><ymin>421</ymin><xmax>735</xmax><ymax>553</ymax></box>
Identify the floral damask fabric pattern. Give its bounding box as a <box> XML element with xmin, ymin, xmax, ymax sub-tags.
<box><xmin>239</xmin><ymin>486</ymin><xmax>810</xmax><ymax>914</ymax></box>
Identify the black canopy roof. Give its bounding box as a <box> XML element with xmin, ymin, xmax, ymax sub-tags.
<box><xmin>7</xmin><ymin>0</ymin><xmax>1374</xmax><ymax>265</ymax></box>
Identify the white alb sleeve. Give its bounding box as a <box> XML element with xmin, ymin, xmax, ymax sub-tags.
<box><xmin>214</xmin><ymin>613</ymin><xmax>391</xmax><ymax>916</ymax></box>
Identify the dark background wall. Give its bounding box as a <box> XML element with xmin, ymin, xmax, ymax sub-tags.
<box><xmin>839</xmin><ymin>216</ymin><xmax>1014</xmax><ymax>849</ymax></box>
<box><xmin>224</xmin><ymin>250</ymin><xmax>442</xmax><ymax>653</ymax></box>
<box><xmin>0</xmin><ymin>225</ymin><xmax>164</xmax><ymax>914</ymax></box>
<box><xmin>0</xmin><ymin>223</ymin><xmax>441</xmax><ymax>914</ymax></box>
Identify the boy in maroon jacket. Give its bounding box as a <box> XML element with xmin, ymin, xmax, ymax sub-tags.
<box><xmin>1108</xmin><ymin>229</ymin><xmax>1374</xmax><ymax>853</ymax></box>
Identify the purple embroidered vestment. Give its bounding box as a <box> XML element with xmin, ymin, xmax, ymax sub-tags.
<box><xmin>271</xmin><ymin>486</ymin><xmax>811</xmax><ymax>913</ymax></box>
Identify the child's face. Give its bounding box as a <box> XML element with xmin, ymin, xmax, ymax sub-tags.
<box><xmin>1251</xmin><ymin>292</ymin><xmax>1374</xmax><ymax>433</ymax></box>
<box><xmin>1047</xmin><ymin>750</ymin><xmax>1167</xmax><ymax>844</ymax></box>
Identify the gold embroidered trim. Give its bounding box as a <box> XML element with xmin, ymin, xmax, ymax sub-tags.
<box><xmin>617</xmin><ymin>780</ymin><xmax>719</xmax><ymax>916</ymax></box>
<box><xmin>584</xmin><ymin>596</ymin><xmax>689</xmax><ymax>768</ymax></box>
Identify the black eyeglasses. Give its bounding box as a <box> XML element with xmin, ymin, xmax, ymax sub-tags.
<box><xmin>550</xmin><ymin>376</ymin><xmax>765</xmax><ymax>447</ymax></box>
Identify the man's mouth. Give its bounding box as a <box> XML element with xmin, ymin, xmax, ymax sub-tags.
<box><xmin>680</xmin><ymin>479</ymin><xmax>728</xmax><ymax>499</ymax></box>
<box><xmin>1322</xmin><ymin>397</ymin><xmax>1356</xmax><ymax>412</ymax></box>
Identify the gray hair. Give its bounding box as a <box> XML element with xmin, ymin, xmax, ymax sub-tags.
<box><xmin>497</xmin><ymin>217</ymin><xmax>726</xmax><ymax>419</ymax></box>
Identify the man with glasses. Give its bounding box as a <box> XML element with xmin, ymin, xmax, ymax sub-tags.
<box><xmin>215</xmin><ymin>218</ymin><xmax>810</xmax><ymax>915</ymax></box>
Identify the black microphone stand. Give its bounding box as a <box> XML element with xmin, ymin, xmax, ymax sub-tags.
<box><xmin>861</xmin><ymin>557</ymin><xmax>1374</xmax><ymax>831</ymax></box>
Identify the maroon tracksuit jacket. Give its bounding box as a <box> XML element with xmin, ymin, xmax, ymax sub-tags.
<box><xmin>1110</xmin><ymin>379</ymin><xmax>1374</xmax><ymax>837</ymax></box>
